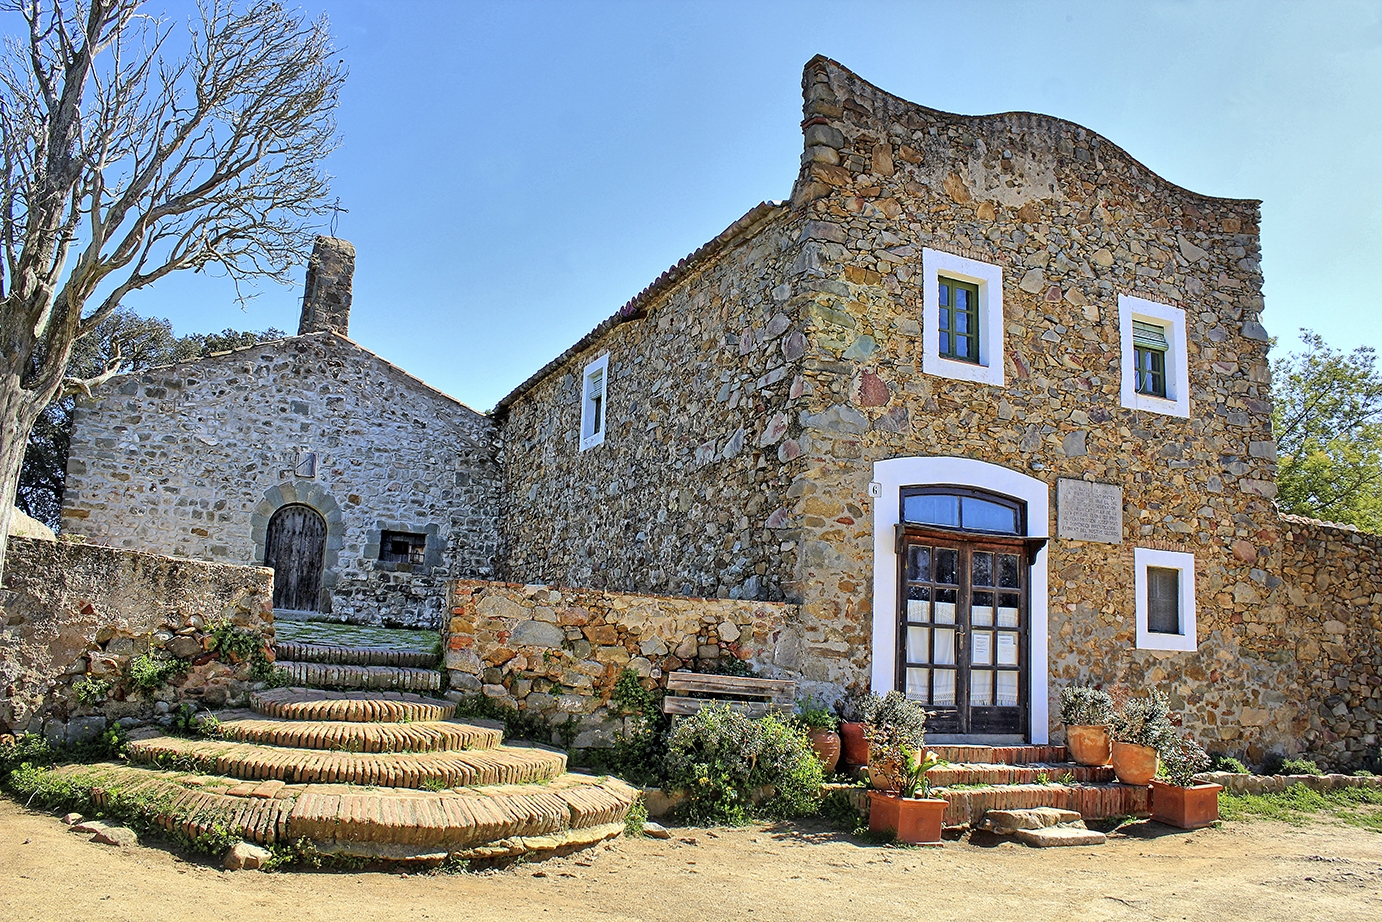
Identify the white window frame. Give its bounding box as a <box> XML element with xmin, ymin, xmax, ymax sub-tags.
<box><xmin>579</xmin><ymin>353</ymin><xmax>609</xmax><ymax>451</ymax></box>
<box><xmin>921</xmin><ymin>248</ymin><xmax>1005</xmax><ymax>387</ymax></box>
<box><xmin>1119</xmin><ymin>294</ymin><xmax>1190</xmax><ymax>418</ymax></box>
<box><xmin>1133</xmin><ymin>547</ymin><xmax>1197</xmax><ymax>652</ymax></box>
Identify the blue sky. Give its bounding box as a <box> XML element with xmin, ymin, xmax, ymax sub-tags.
<box><xmin>102</xmin><ymin>0</ymin><xmax>1382</xmax><ymax>411</ymax></box>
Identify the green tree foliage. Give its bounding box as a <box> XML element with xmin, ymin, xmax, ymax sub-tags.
<box><xmin>16</xmin><ymin>309</ymin><xmax>284</xmax><ymax>527</ymax></box>
<box><xmin>1272</xmin><ymin>331</ymin><xmax>1382</xmax><ymax>532</ymax></box>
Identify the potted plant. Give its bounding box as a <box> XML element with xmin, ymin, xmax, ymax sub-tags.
<box><xmin>1108</xmin><ymin>689</ymin><xmax>1173</xmax><ymax>786</ymax></box>
<box><xmin>836</xmin><ymin>691</ymin><xmax>872</xmax><ymax>769</ymax></box>
<box><xmin>1150</xmin><ymin>736</ymin><xmax>1221</xmax><ymax>828</ymax></box>
<box><xmin>868</xmin><ymin>746</ymin><xmax>947</xmax><ymax>845</ymax></box>
<box><xmin>1059</xmin><ymin>685</ymin><xmax>1114</xmax><ymax>766</ymax></box>
<box><xmin>861</xmin><ymin>690</ymin><xmax>928</xmax><ymax>791</ymax></box>
<box><xmin>796</xmin><ymin>697</ymin><xmax>842</xmax><ymax>774</ymax></box>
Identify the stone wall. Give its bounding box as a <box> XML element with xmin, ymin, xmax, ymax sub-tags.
<box><xmin>1279</xmin><ymin>516</ymin><xmax>1382</xmax><ymax>769</ymax></box>
<box><xmin>62</xmin><ymin>332</ymin><xmax>502</xmax><ymax>628</ymax></box>
<box><xmin>444</xmin><ymin>580</ymin><xmax>801</xmax><ymax>748</ymax></box>
<box><xmin>496</xmin><ymin>203</ymin><xmax>812</xmax><ymax>602</ymax></box>
<box><xmin>0</xmin><ymin>536</ymin><xmax>274</xmax><ymax>742</ymax></box>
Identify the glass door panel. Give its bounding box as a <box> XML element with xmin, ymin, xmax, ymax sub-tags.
<box><xmin>898</xmin><ymin>530</ymin><xmax>1028</xmax><ymax>737</ymax></box>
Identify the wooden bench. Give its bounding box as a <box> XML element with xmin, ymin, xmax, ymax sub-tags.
<box><xmin>662</xmin><ymin>672</ymin><xmax>798</xmax><ymax>719</ymax></box>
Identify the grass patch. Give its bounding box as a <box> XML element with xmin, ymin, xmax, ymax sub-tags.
<box><xmin>1219</xmin><ymin>784</ymin><xmax>1382</xmax><ymax>831</ymax></box>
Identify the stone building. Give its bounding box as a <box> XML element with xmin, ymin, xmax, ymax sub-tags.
<box><xmin>64</xmin><ymin>58</ymin><xmax>1380</xmax><ymax>760</ymax></box>
<box><xmin>61</xmin><ymin>238</ymin><xmax>502</xmax><ymax>629</ymax></box>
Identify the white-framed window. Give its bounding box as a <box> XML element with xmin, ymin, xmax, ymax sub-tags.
<box><xmin>1119</xmin><ymin>294</ymin><xmax>1190</xmax><ymax>418</ymax></box>
<box><xmin>580</xmin><ymin>353</ymin><xmax>609</xmax><ymax>451</ymax></box>
<box><xmin>1133</xmin><ymin>547</ymin><xmax>1197</xmax><ymax>652</ymax></box>
<box><xmin>921</xmin><ymin>248</ymin><xmax>1005</xmax><ymax>387</ymax></box>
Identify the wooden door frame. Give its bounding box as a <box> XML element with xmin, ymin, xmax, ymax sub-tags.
<box><xmin>869</xmin><ymin>456</ymin><xmax>1053</xmax><ymax>744</ymax></box>
<box><xmin>894</xmin><ymin>525</ymin><xmax>1037</xmax><ymax>736</ymax></box>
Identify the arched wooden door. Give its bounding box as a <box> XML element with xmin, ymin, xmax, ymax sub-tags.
<box><xmin>265</xmin><ymin>504</ymin><xmax>327</xmax><ymax>611</ymax></box>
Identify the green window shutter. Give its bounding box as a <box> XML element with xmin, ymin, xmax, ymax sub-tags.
<box><xmin>1132</xmin><ymin>320</ymin><xmax>1169</xmax><ymax>349</ymax></box>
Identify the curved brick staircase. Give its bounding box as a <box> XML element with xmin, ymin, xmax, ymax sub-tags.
<box><xmin>49</xmin><ymin>629</ymin><xmax>637</xmax><ymax>863</ymax></box>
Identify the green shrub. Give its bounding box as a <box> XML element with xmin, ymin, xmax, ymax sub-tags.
<box><xmin>623</xmin><ymin>797</ymin><xmax>648</xmax><ymax>836</ymax></box>
<box><xmin>73</xmin><ymin>676</ymin><xmax>112</xmax><ymax>705</ymax></box>
<box><xmin>1281</xmin><ymin>757</ymin><xmax>1324</xmax><ymax>776</ymax></box>
<box><xmin>207</xmin><ymin>620</ymin><xmax>264</xmax><ymax>663</ymax></box>
<box><xmin>663</xmin><ymin>703</ymin><xmax>823</xmax><ymax>825</ymax></box>
<box><xmin>450</xmin><ymin>694</ymin><xmax>551</xmax><ymax>744</ymax></box>
<box><xmin>126</xmin><ymin>653</ymin><xmax>188</xmax><ymax>692</ymax></box>
<box><xmin>860</xmin><ymin>690</ymin><xmax>927</xmax><ymax>756</ymax></box>
<box><xmin>794</xmin><ymin>697</ymin><xmax>839</xmax><ymax>732</ymax></box>
<box><xmin>1211</xmin><ymin>754</ymin><xmax>1250</xmax><ymax>774</ymax></box>
<box><xmin>1109</xmin><ymin>690</ymin><xmax>1173</xmax><ymax>750</ymax></box>
<box><xmin>577</xmin><ymin>669</ymin><xmax>670</xmax><ymax>787</ymax></box>
<box><xmin>1059</xmin><ymin>685</ymin><xmax>1113</xmax><ymax>726</ymax></box>
<box><xmin>168</xmin><ymin>704</ymin><xmax>220</xmax><ymax>738</ymax></box>
<box><xmin>1160</xmin><ymin>736</ymin><xmax>1211</xmax><ymax>787</ymax></box>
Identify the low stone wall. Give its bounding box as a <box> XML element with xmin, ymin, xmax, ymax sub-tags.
<box><xmin>445</xmin><ymin>580</ymin><xmax>802</xmax><ymax>748</ymax></box>
<box><xmin>0</xmin><ymin>536</ymin><xmax>274</xmax><ymax>742</ymax></box>
<box><xmin>1197</xmin><ymin>770</ymin><xmax>1382</xmax><ymax>795</ymax></box>
<box><xmin>1278</xmin><ymin>517</ymin><xmax>1382</xmax><ymax>769</ymax></box>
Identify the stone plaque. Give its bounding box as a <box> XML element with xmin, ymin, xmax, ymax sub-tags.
<box><xmin>1057</xmin><ymin>479</ymin><xmax>1123</xmax><ymax>544</ymax></box>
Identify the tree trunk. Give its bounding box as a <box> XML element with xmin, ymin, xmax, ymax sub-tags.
<box><xmin>0</xmin><ymin>371</ymin><xmax>44</xmax><ymax>584</ymax></box>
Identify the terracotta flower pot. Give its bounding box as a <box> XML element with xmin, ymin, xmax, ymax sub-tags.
<box><xmin>1150</xmin><ymin>779</ymin><xmax>1222</xmax><ymax>829</ymax></box>
<box><xmin>1111</xmin><ymin>741</ymin><xmax>1160</xmax><ymax>786</ymax></box>
<box><xmin>807</xmin><ymin>729</ymin><xmax>842</xmax><ymax>774</ymax></box>
<box><xmin>1066</xmin><ymin>724</ymin><xmax>1112</xmax><ymax>766</ymax></box>
<box><xmin>868</xmin><ymin>791</ymin><xmax>946</xmax><ymax>845</ymax></box>
<box><xmin>839</xmin><ymin>722</ymin><xmax>869</xmax><ymax>767</ymax></box>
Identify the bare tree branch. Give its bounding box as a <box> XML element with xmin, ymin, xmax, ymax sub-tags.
<box><xmin>0</xmin><ymin>0</ymin><xmax>345</xmax><ymax>574</ymax></box>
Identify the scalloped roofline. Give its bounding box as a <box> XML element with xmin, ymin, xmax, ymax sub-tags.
<box><xmin>805</xmin><ymin>54</ymin><xmax>1260</xmax><ymax>208</ymax></box>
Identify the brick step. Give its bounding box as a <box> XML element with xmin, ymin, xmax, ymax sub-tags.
<box><xmin>273</xmin><ymin>641</ymin><xmax>438</xmax><ymax>670</ymax></box>
<box><xmin>276</xmin><ymin>660</ymin><xmax>442</xmax><ymax>692</ymax></box>
<box><xmin>251</xmin><ymin>688</ymin><xmax>456</xmax><ymax>723</ymax></box>
<box><xmin>126</xmin><ymin>735</ymin><xmax>568</xmax><ymax>788</ymax></box>
<box><xmin>47</xmin><ymin>762</ymin><xmax>638</xmax><ymax>862</ymax></box>
<box><xmin>927</xmin><ymin>745</ymin><xmax>1070</xmax><ymax>765</ymax></box>
<box><xmin>936</xmin><ymin>781</ymin><xmax>1150</xmax><ymax>828</ymax></box>
<box><xmin>927</xmin><ymin>761</ymin><xmax>1114</xmax><ymax>786</ymax></box>
<box><xmin>212</xmin><ymin>710</ymin><xmax>502</xmax><ymax>754</ymax></box>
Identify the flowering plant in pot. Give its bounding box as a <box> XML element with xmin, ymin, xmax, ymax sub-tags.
<box><xmin>795</xmin><ymin>697</ymin><xmax>842</xmax><ymax>774</ymax></box>
<box><xmin>869</xmin><ymin>745</ymin><xmax>948</xmax><ymax>845</ymax></box>
<box><xmin>861</xmin><ymin>691</ymin><xmax>928</xmax><ymax>791</ymax></box>
<box><xmin>1059</xmin><ymin>685</ymin><xmax>1114</xmax><ymax>767</ymax></box>
<box><xmin>1108</xmin><ymin>690</ymin><xmax>1173</xmax><ymax>786</ymax></box>
<box><xmin>1150</xmin><ymin>736</ymin><xmax>1220</xmax><ymax>829</ymax></box>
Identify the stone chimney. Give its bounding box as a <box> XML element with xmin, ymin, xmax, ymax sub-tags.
<box><xmin>298</xmin><ymin>236</ymin><xmax>355</xmax><ymax>336</ymax></box>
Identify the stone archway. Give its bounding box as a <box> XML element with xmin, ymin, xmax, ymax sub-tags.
<box><xmin>250</xmin><ymin>481</ymin><xmax>344</xmax><ymax>612</ymax></box>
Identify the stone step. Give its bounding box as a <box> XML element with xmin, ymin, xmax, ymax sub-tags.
<box><xmin>213</xmin><ymin>710</ymin><xmax>502</xmax><ymax>753</ymax></box>
<box><xmin>928</xmin><ymin>744</ymin><xmax>1069</xmax><ymax>765</ymax></box>
<box><xmin>937</xmin><ymin>781</ymin><xmax>1149</xmax><ymax>828</ymax></box>
<box><xmin>276</xmin><ymin>660</ymin><xmax>442</xmax><ymax>692</ymax></box>
<box><xmin>927</xmin><ymin>761</ymin><xmax>1114</xmax><ymax>787</ymax></box>
<box><xmin>1014</xmin><ymin>826</ymin><xmax>1108</xmax><ymax>847</ymax></box>
<box><xmin>251</xmin><ymin>688</ymin><xmax>456</xmax><ymax>723</ymax></box>
<box><xmin>273</xmin><ymin>641</ymin><xmax>438</xmax><ymax>670</ymax></box>
<box><xmin>127</xmin><ymin>735</ymin><xmax>567</xmax><ymax>788</ymax></box>
<box><xmin>46</xmin><ymin>762</ymin><xmax>638</xmax><ymax>862</ymax></box>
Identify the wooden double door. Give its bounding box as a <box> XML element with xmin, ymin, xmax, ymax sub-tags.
<box><xmin>897</xmin><ymin>527</ymin><xmax>1030</xmax><ymax>736</ymax></box>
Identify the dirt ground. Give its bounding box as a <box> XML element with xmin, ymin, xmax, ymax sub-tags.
<box><xmin>3</xmin><ymin>798</ymin><xmax>1381</xmax><ymax>922</ymax></box>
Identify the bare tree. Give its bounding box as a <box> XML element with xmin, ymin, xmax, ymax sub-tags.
<box><xmin>0</xmin><ymin>0</ymin><xmax>344</xmax><ymax>575</ymax></box>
